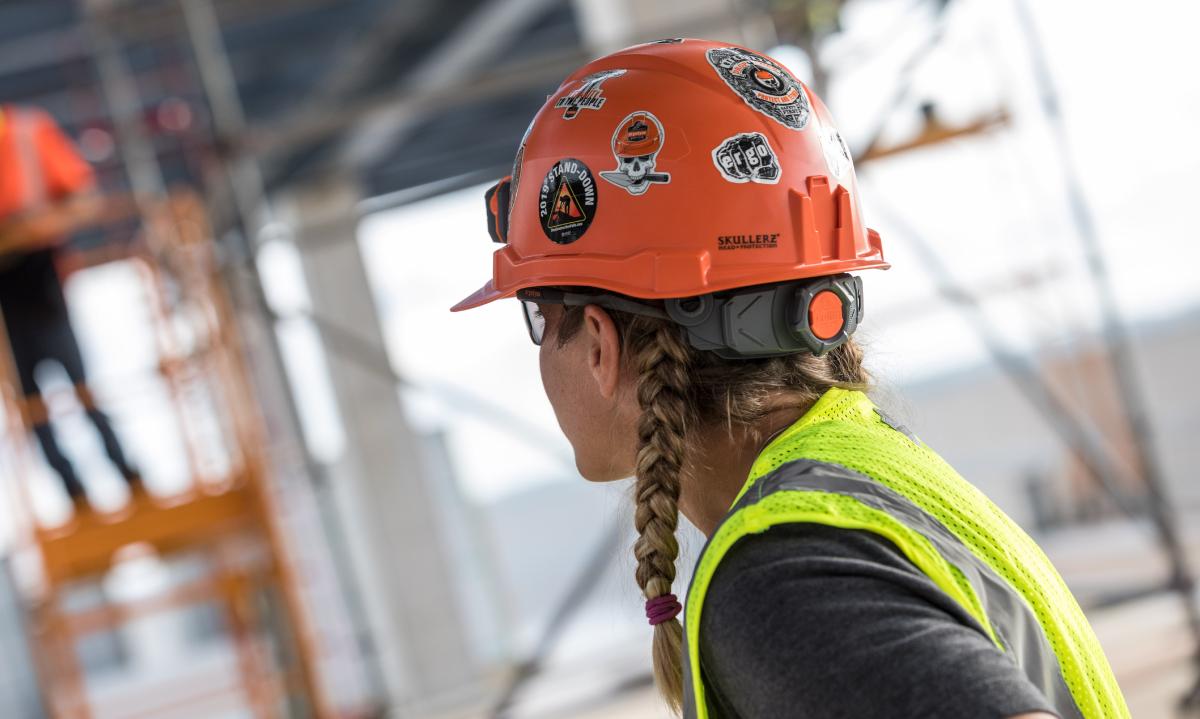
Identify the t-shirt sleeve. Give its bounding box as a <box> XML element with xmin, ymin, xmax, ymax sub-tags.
<box><xmin>33</xmin><ymin>110</ymin><xmax>95</xmax><ymax>200</ymax></box>
<box><xmin>698</xmin><ymin>523</ymin><xmax>1059</xmax><ymax>719</ymax></box>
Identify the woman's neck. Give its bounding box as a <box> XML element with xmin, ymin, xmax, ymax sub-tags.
<box><xmin>678</xmin><ymin>407</ymin><xmax>807</xmax><ymax>537</ymax></box>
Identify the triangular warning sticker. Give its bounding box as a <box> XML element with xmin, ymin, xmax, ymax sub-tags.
<box><xmin>548</xmin><ymin>179</ymin><xmax>585</xmax><ymax>228</ymax></box>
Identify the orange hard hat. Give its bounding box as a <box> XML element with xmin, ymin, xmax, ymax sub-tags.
<box><xmin>453</xmin><ymin>39</ymin><xmax>888</xmax><ymax>354</ymax></box>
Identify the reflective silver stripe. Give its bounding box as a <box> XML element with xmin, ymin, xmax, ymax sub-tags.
<box><xmin>13</xmin><ymin>107</ymin><xmax>46</xmax><ymax>210</ymax></box>
<box><xmin>682</xmin><ymin>645</ymin><xmax>698</xmax><ymax>719</ymax></box>
<box><xmin>683</xmin><ymin>459</ymin><xmax>1083</xmax><ymax>719</ymax></box>
<box><xmin>874</xmin><ymin>407</ymin><xmax>920</xmax><ymax>444</ymax></box>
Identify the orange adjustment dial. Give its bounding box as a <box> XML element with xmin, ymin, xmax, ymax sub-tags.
<box><xmin>808</xmin><ymin>290</ymin><xmax>844</xmax><ymax>340</ymax></box>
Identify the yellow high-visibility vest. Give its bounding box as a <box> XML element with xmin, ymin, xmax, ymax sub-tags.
<box><xmin>682</xmin><ymin>388</ymin><xmax>1129</xmax><ymax>719</ymax></box>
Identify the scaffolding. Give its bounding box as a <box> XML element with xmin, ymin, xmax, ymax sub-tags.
<box><xmin>0</xmin><ymin>191</ymin><xmax>338</xmax><ymax>719</ymax></box>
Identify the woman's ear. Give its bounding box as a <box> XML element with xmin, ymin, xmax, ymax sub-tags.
<box><xmin>582</xmin><ymin>305</ymin><xmax>622</xmax><ymax>400</ymax></box>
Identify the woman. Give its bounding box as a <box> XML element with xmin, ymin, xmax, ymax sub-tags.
<box><xmin>453</xmin><ymin>40</ymin><xmax>1128</xmax><ymax>718</ymax></box>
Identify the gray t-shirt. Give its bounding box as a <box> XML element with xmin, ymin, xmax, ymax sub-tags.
<box><xmin>698</xmin><ymin>523</ymin><xmax>1060</xmax><ymax>718</ymax></box>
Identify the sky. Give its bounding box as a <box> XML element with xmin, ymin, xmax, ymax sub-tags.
<box><xmin>3</xmin><ymin>0</ymin><xmax>1199</xmax><ymax>540</ymax></box>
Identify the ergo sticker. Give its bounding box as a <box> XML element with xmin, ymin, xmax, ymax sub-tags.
<box><xmin>554</xmin><ymin>69</ymin><xmax>626</xmax><ymax>120</ymax></box>
<box><xmin>706</xmin><ymin>47</ymin><xmax>811</xmax><ymax>130</ymax></box>
<box><xmin>538</xmin><ymin>158</ymin><xmax>597</xmax><ymax>244</ymax></box>
<box><xmin>712</xmin><ymin>132</ymin><xmax>780</xmax><ymax>185</ymax></box>
<box><xmin>600</xmin><ymin>111</ymin><xmax>670</xmax><ymax>196</ymax></box>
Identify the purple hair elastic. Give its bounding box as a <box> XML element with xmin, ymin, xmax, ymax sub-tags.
<box><xmin>645</xmin><ymin>593</ymin><xmax>682</xmax><ymax>626</ymax></box>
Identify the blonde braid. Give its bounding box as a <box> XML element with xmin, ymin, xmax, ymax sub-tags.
<box><xmin>553</xmin><ymin>303</ymin><xmax>870</xmax><ymax>713</ymax></box>
<box><xmin>630</xmin><ymin>321</ymin><xmax>691</xmax><ymax>711</ymax></box>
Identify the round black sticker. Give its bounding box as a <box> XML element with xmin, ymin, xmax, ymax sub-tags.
<box><xmin>538</xmin><ymin>158</ymin><xmax>598</xmax><ymax>244</ymax></box>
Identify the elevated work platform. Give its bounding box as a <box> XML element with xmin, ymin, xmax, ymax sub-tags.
<box><xmin>0</xmin><ymin>192</ymin><xmax>333</xmax><ymax>719</ymax></box>
<box><xmin>35</xmin><ymin>484</ymin><xmax>258</xmax><ymax>589</ymax></box>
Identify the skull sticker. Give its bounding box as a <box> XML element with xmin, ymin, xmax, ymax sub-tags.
<box><xmin>600</xmin><ymin>111</ymin><xmax>671</xmax><ymax>196</ymax></box>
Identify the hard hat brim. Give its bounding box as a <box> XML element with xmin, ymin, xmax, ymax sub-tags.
<box><xmin>450</xmin><ymin>281</ymin><xmax>509</xmax><ymax>312</ymax></box>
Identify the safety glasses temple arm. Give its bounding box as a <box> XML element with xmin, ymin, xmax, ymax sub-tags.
<box><xmin>517</xmin><ymin>288</ymin><xmax>671</xmax><ymax>321</ymax></box>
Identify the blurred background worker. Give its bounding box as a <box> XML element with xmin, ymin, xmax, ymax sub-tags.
<box><xmin>0</xmin><ymin>103</ymin><xmax>142</xmax><ymax>514</ymax></box>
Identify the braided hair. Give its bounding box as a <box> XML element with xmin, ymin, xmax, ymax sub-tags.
<box><xmin>629</xmin><ymin>320</ymin><xmax>691</xmax><ymax>709</ymax></box>
<box><xmin>555</xmin><ymin>305</ymin><xmax>867</xmax><ymax>711</ymax></box>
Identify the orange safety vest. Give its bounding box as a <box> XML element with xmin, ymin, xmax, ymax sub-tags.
<box><xmin>0</xmin><ymin>105</ymin><xmax>94</xmax><ymax>220</ymax></box>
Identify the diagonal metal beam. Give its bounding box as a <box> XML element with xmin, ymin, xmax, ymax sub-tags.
<box><xmin>300</xmin><ymin>0</ymin><xmax>443</xmax><ymax>107</ymax></box>
<box><xmin>864</xmin><ymin>188</ymin><xmax>1146</xmax><ymax>520</ymax></box>
<box><xmin>239</xmin><ymin>6</ymin><xmax>755</xmax><ymax>165</ymax></box>
<box><xmin>333</xmin><ymin>0</ymin><xmax>562</xmax><ymax>171</ymax></box>
<box><xmin>0</xmin><ymin>0</ymin><xmax>341</xmax><ymax>78</ymax></box>
<box><xmin>0</xmin><ymin>25</ymin><xmax>88</xmax><ymax>78</ymax></box>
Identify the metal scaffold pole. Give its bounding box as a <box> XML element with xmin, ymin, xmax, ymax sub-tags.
<box><xmin>1011</xmin><ymin>0</ymin><xmax>1200</xmax><ymax>707</ymax></box>
<box><xmin>177</xmin><ymin>0</ymin><xmax>391</xmax><ymax>712</ymax></box>
<box><xmin>81</xmin><ymin>0</ymin><xmax>167</xmax><ymax>199</ymax></box>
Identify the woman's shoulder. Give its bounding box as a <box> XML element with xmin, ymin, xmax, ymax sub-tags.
<box><xmin>698</xmin><ymin>521</ymin><xmax>975</xmax><ymax>675</ymax></box>
<box><xmin>696</xmin><ymin>522</ymin><xmax>1055</xmax><ymax>718</ymax></box>
<box><xmin>700</xmin><ymin>521</ymin><xmax>957</xmax><ymax>629</ymax></box>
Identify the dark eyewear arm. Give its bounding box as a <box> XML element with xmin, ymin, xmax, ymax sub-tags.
<box><xmin>516</xmin><ymin>287</ymin><xmax>670</xmax><ymax>321</ymax></box>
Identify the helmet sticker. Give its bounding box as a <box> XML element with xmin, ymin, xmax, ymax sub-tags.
<box><xmin>600</xmin><ymin>111</ymin><xmax>671</xmax><ymax>196</ymax></box>
<box><xmin>554</xmin><ymin>69</ymin><xmax>626</xmax><ymax>120</ymax></box>
<box><xmin>509</xmin><ymin>117</ymin><xmax>537</xmax><ymax>223</ymax></box>
<box><xmin>538</xmin><ymin>158</ymin><xmax>597</xmax><ymax>244</ymax></box>
<box><xmin>711</xmin><ymin>132</ymin><xmax>780</xmax><ymax>185</ymax></box>
<box><xmin>820</xmin><ymin>124</ymin><xmax>853</xmax><ymax>179</ymax></box>
<box><xmin>706</xmin><ymin>47</ymin><xmax>811</xmax><ymax>130</ymax></box>
<box><xmin>509</xmin><ymin>144</ymin><xmax>524</xmax><ymax>225</ymax></box>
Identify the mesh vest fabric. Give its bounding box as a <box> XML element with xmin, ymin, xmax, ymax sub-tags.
<box><xmin>682</xmin><ymin>387</ymin><xmax>1129</xmax><ymax>719</ymax></box>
